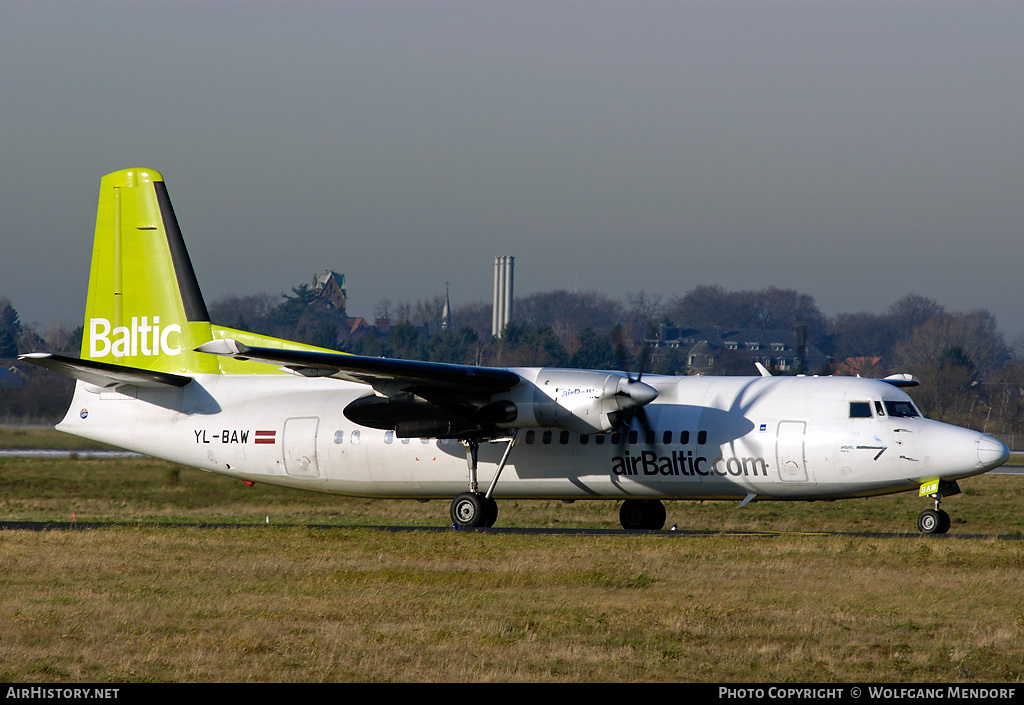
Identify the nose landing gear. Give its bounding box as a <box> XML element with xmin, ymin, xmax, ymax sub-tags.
<box><xmin>917</xmin><ymin>506</ymin><xmax>950</xmax><ymax>534</ymax></box>
<box><xmin>917</xmin><ymin>480</ymin><xmax>959</xmax><ymax>534</ymax></box>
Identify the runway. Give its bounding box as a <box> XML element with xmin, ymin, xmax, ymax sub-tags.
<box><xmin>2</xmin><ymin>519</ymin><xmax>1021</xmax><ymax>540</ymax></box>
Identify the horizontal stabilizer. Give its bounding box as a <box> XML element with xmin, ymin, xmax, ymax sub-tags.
<box><xmin>195</xmin><ymin>340</ymin><xmax>521</xmax><ymax>394</ymax></box>
<box><xmin>20</xmin><ymin>353</ymin><xmax>192</xmax><ymax>389</ymax></box>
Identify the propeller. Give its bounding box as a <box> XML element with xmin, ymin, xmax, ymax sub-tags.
<box><xmin>609</xmin><ymin>326</ymin><xmax>658</xmax><ymax>440</ymax></box>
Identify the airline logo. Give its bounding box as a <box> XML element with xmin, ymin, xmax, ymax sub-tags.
<box><xmin>89</xmin><ymin>317</ymin><xmax>182</xmax><ymax>358</ymax></box>
<box><xmin>612</xmin><ymin>450</ymin><xmax>769</xmax><ymax>477</ymax></box>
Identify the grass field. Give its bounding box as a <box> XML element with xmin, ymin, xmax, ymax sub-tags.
<box><xmin>1</xmin><ymin>427</ymin><xmax>1023</xmax><ymax>682</ymax></box>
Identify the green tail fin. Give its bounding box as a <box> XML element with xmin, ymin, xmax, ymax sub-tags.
<box><xmin>82</xmin><ymin>168</ymin><xmax>218</xmax><ymax>374</ymax></box>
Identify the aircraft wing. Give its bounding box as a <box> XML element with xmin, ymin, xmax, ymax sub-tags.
<box><xmin>19</xmin><ymin>353</ymin><xmax>192</xmax><ymax>389</ymax></box>
<box><xmin>195</xmin><ymin>339</ymin><xmax>521</xmax><ymax>396</ymax></box>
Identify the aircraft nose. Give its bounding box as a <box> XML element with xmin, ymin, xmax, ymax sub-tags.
<box><xmin>978</xmin><ymin>435</ymin><xmax>1010</xmax><ymax>471</ymax></box>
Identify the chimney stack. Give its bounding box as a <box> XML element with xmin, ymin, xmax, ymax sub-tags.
<box><xmin>492</xmin><ymin>256</ymin><xmax>514</xmax><ymax>337</ymax></box>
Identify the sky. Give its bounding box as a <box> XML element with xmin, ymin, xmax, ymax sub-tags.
<box><xmin>3</xmin><ymin>1</ymin><xmax>1024</xmax><ymax>343</ymax></box>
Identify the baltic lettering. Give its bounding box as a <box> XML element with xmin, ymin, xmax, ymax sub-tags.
<box><xmin>89</xmin><ymin>316</ymin><xmax>182</xmax><ymax>358</ymax></box>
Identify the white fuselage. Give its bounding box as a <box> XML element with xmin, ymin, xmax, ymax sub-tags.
<box><xmin>57</xmin><ymin>372</ymin><xmax>1001</xmax><ymax>502</ymax></box>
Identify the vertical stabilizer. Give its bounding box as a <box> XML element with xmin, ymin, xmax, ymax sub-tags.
<box><xmin>82</xmin><ymin>168</ymin><xmax>218</xmax><ymax>374</ymax></box>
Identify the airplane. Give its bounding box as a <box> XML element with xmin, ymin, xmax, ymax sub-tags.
<box><xmin>21</xmin><ymin>168</ymin><xmax>1010</xmax><ymax>534</ymax></box>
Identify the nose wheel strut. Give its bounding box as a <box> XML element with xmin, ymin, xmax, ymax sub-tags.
<box><xmin>917</xmin><ymin>492</ymin><xmax>951</xmax><ymax>535</ymax></box>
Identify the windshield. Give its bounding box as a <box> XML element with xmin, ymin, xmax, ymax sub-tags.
<box><xmin>884</xmin><ymin>400</ymin><xmax>920</xmax><ymax>418</ymax></box>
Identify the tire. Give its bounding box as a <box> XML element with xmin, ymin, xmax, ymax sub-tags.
<box><xmin>483</xmin><ymin>496</ymin><xmax>499</xmax><ymax>528</ymax></box>
<box><xmin>647</xmin><ymin>500</ymin><xmax>667</xmax><ymax>530</ymax></box>
<box><xmin>620</xmin><ymin>499</ymin><xmax>647</xmax><ymax>530</ymax></box>
<box><xmin>917</xmin><ymin>508</ymin><xmax>941</xmax><ymax>534</ymax></box>
<box><xmin>450</xmin><ymin>492</ymin><xmax>487</xmax><ymax>528</ymax></box>
<box><xmin>936</xmin><ymin>509</ymin><xmax>951</xmax><ymax>534</ymax></box>
<box><xmin>619</xmin><ymin>499</ymin><xmax>666</xmax><ymax>530</ymax></box>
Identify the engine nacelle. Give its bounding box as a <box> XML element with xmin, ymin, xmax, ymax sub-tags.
<box><xmin>494</xmin><ymin>368</ymin><xmax>658</xmax><ymax>435</ymax></box>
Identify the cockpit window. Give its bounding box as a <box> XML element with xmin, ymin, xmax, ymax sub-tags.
<box><xmin>849</xmin><ymin>402</ymin><xmax>872</xmax><ymax>418</ymax></box>
<box><xmin>884</xmin><ymin>400</ymin><xmax>920</xmax><ymax>418</ymax></box>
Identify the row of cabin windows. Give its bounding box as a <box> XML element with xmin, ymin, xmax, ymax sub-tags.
<box><xmin>333</xmin><ymin>431</ymin><xmax>456</xmax><ymax>445</ymax></box>
<box><xmin>849</xmin><ymin>400</ymin><xmax>921</xmax><ymax>419</ymax></box>
<box><xmin>523</xmin><ymin>429</ymin><xmax>708</xmax><ymax>446</ymax></box>
<box><xmin>332</xmin><ymin>429</ymin><xmax>711</xmax><ymax>446</ymax></box>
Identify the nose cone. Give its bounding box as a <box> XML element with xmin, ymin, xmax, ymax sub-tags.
<box><xmin>916</xmin><ymin>422</ymin><xmax>1010</xmax><ymax>479</ymax></box>
<box><xmin>978</xmin><ymin>435</ymin><xmax>1010</xmax><ymax>471</ymax></box>
<box><xmin>615</xmin><ymin>377</ymin><xmax>659</xmax><ymax>410</ymax></box>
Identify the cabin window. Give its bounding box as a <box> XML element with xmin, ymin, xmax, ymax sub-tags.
<box><xmin>559</xmin><ymin>430</ymin><xmax>569</xmax><ymax>445</ymax></box>
<box><xmin>596</xmin><ymin>435</ymin><xmax>606</xmax><ymax>445</ymax></box>
<box><xmin>402</xmin><ymin>437</ymin><xmax>410</xmax><ymax>445</ymax></box>
<box><xmin>334</xmin><ymin>431</ymin><xmax>344</xmax><ymax>444</ymax></box>
<box><xmin>646</xmin><ymin>430</ymin><xmax>656</xmax><ymax>445</ymax></box>
<box><xmin>849</xmin><ymin>402</ymin><xmax>872</xmax><ymax>418</ymax></box>
<box><xmin>884</xmin><ymin>400</ymin><xmax>920</xmax><ymax>418</ymax></box>
<box><xmin>384</xmin><ymin>431</ymin><xmax>394</xmax><ymax>444</ymax></box>
<box><xmin>421</xmin><ymin>438</ymin><xmax>430</xmax><ymax>444</ymax></box>
<box><xmin>663</xmin><ymin>430</ymin><xmax>672</xmax><ymax>444</ymax></box>
<box><xmin>680</xmin><ymin>430</ymin><xmax>690</xmax><ymax>444</ymax></box>
<box><xmin>580</xmin><ymin>435</ymin><xmax>589</xmax><ymax>445</ymax></box>
<box><xmin>697</xmin><ymin>430</ymin><xmax>707</xmax><ymax>445</ymax></box>
<box><xmin>611</xmin><ymin>432</ymin><xmax>621</xmax><ymax>444</ymax></box>
<box><xmin>351</xmin><ymin>430</ymin><xmax>360</xmax><ymax>444</ymax></box>
<box><xmin>525</xmin><ymin>430</ymin><xmax>535</xmax><ymax>444</ymax></box>
<box><xmin>543</xmin><ymin>430</ymin><xmax>553</xmax><ymax>444</ymax></box>
<box><xmin>628</xmin><ymin>430</ymin><xmax>638</xmax><ymax>444</ymax></box>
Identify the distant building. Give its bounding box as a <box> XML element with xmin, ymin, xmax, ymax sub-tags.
<box><xmin>835</xmin><ymin>356</ymin><xmax>887</xmax><ymax>378</ymax></box>
<box><xmin>312</xmin><ymin>270</ymin><xmax>347</xmax><ymax>312</ymax></box>
<box><xmin>648</xmin><ymin>326</ymin><xmax>830</xmax><ymax>375</ymax></box>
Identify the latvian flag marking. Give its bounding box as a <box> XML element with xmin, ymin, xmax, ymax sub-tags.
<box><xmin>255</xmin><ymin>430</ymin><xmax>277</xmax><ymax>445</ymax></box>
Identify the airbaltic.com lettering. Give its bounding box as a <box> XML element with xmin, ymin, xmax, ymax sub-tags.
<box><xmin>89</xmin><ymin>317</ymin><xmax>182</xmax><ymax>358</ymax></box>
<box><xmin>612</xmin><ymin>450</ymin><xmax>768</xmax><ymax>477</ymax></box>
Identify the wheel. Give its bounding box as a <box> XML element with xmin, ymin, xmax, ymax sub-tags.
<box><xmin>936</xmin><ymin>509</ymin><xmax>951</xmax><ymax>534</ymax></box>
<box><xmin>647</xmin><ymin>500</ymin><xmax>667</xmax><ymax>530</ymax></box>
<box><xmin>917</xmin><ymin>508</ymin><xmax>942</xmax><ymax>534</ymax></box>
<box><xmin>450</xmin><ymin>492</ymin><xmax>487</xmax><ymax>527</ymax></box>
<box><xmin>619</xmin><ymin>499</ymin><xmax>667</xmax><ymax>530</ymax></box>
<box><xmin>483</xmin><ymin>496</ymin><xmax>499</xmax><ymax>527</ymax></box>
<box><xmin>620</xmin><ymin>499</ymin><xmax>648</xmax><ymax>530</ymax></box>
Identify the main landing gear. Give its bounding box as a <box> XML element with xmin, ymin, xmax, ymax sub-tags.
<box><xmin>449</xmin><ymin>432</ymin><xmax>517</xmax><ymax>528</ymax></box>
<box><xmin>450</xmin><ymin>491</ymin><xmax>498</xmax><ymax>528</ymax></box>
<box><xmin>917</xmin><ymin>480</ymin><xmax>959</xmax><ymax>534</ymax></box>
<box><xmin>619</xmin><ymin>499</ymin><xmax>667</xmax><ymax>531</ymax></box>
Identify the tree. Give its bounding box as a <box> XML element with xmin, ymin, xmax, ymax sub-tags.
<box><xmin>208</xmin><ymin>293</ymin><xmax>279</xmax><ymax>336</ymax></box>
<box><xmin>486</xmin><ymin>323</ymin><xmax>568</xmax><ymax>367</ymax></box>
<box><xmin>665</xmin><ymin>285</ymin><xmax>826</xmax><ymax>343</ymax></box>
<box><xmin>515</xmin><ymin>291</ymin><xmax>624</xmax><ymax>348</ymax></box>
<box><xmin>894</xmin><ymin>310</ymin><xmax>1010</xmax><ymax>378</ymax></box>
<box><xmin>653</xmin><ymin>347</ymin><xmax>688</xmax><ymax>376</ymax></box>
<box><xmin>0</xmin><ymin>300</ymin><xmax>21</xmax><ymax>358</ymax></box>
<box><xmin>569</xmin><ymin>327</ymin><xmax>620</xmax><ymax>370</ymax></box>
<box><xmin>666</xmin><ymin>285</ymin><xmax>748</xmax><ymax>329</ymax></box>
<box><xmin>888</xmin><ymin>294</ymin><xmax>945</xmax><ymax>331</ymax></box>
<box><xmin>827</xmin><ymin>311</ymin><xmax>900</xmax><ymax>364</ymax></box>
<box><xmin>988</xmin><ymin>360</ymin><xmax>1024</xmax><ymax>447</ymax></box>
<box><xmin>425</xmin><ymin>327</ymin><xmax>479</xmax><ymax>364</ymax></box>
